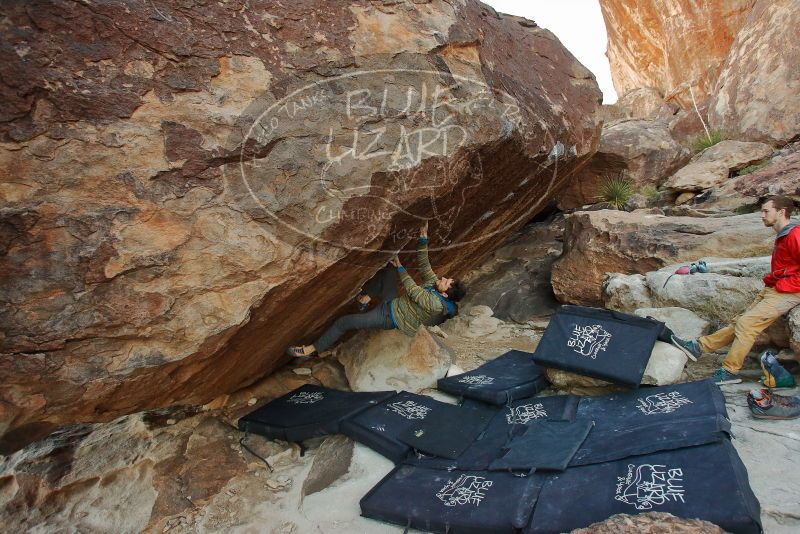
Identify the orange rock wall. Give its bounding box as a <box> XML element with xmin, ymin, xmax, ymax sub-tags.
<box><xmin>600</xmin><ymin>0</ymin><xmax>755</xmax><ymax>104</ymax></box>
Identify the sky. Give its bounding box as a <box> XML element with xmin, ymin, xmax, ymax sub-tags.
<box><xmin>482</xmin><ymin>0</ymin><xmax>618</xmax><ymax>104</ymax></box>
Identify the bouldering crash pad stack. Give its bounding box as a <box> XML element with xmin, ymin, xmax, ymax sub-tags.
<box><xmin>236</xmin><ymin>315</ymin><xmax>760</xmax><ymax>533</ymax></box>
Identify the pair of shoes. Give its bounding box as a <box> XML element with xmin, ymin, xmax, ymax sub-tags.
<box><xmin>670</xmin><ymin>335</ymin><xmax>701</xmax><ymax>362</ymax></box>
<box><xmin>747</xmin><ymin>388</ymin><xmax>800</xmax><ymax>419</ymax></box>
<box><xmin>692</xmin><ymin>260</ymin><xmax>709</xmax><ymax>273</ymax></box>
<box><xmin>712</xmin><ymin>367</ymin><xmax>742</xmax><ymax>385</ymax></box>
<box><xmin>760</xmin><ymin>350</ymin><xmax>797</xmax><ymax>389</ymax></box>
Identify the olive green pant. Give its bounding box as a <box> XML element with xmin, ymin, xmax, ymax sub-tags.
<box><xmin>698</xmin><ymin>287</ymin><xmax>800</xmax><ymax>373</ymax></box>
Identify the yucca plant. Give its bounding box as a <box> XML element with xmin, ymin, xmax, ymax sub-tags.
<box><xmin>598</xmin><ymin>175</ymin><xmax>634</xmax><ymax>209</ymax></box>
<box><xmin>692</xmin><ymin>130</ymin><xmax>725</xmax><ymax>154</ymax></box>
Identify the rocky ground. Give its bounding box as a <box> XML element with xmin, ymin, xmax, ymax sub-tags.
<box><xmin>2</xmin><ymin>320</ymin><xmax>798</xmax><ymax>534</ymax></box>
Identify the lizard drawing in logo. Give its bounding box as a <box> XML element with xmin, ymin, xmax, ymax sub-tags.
<box><xmin>615</xmin><ymin>463</ymin><xmax>685</xmax><ymax>510</ymax></box>
<box><xmin>436</xmin><ymin>474</ymin><xmax>494</xmax><ymax>507</ymax></box>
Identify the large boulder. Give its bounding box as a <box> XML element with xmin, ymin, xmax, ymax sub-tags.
<box><xmin>334</xmin><ymin>327</ymin><xmax>453</xmax><ymax>393</ymax></box>
<box><xmin>598</xmin><ymin>0</ymin><xmax>754</xmax><ymax>105</ymax></box>
<box><xmin>787</xmin><ymin>307</ymin><xmax>800</xmax><ymax>355</ymax></box>
<box><xmin>552</xmin><ymin>211</ymin><xmax>773</xmax><ymax>306</ymax></box>
<box><xmin>695</xmin><ymin>142</ymin><xmax>800</xmax><ymax>211</ymax></box>
<box><xmin>612</xmin><ymin>87</ymin><xmax>667</xmax><ymax>120</ymax></box>
<box><xmin>604</xmin><ymin>257</ymin><xmax>790</xmax><ymax>348</ymax></box>
<box><xmin>642</xmin><ymin>341</ymin><xmax>688</xmax><ymax>385</ymax></box>
<box><xmin>633</xmin><ymin>307</ymin><xmax>710</xmax><ymax>340</ymax></box>
<box><xmin>560</xmin><ymin>119</ymin><xmax>690</xmax><ymax>209</ymax></box>
<box><xmin>0</xmin><ymin>0</ymin><xmax>602</xmax><ymax>451</ymax></box>
<box><xmin>664</xmin><ymin>140</ymin><xmax>773</xmax><ymax>193</ymax></box>
<box><xmin>709</xmin><ymin>0</ymin><xmax>800</xmax><ymax>145</ymax></box>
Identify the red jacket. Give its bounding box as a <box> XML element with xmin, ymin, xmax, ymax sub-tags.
<box><xmin>763</xmin><ymin>223</ymin><xmax>800</xmax><ymax>293</ymax></box>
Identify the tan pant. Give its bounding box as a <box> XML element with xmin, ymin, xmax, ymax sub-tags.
<box><xmin>698</xmin><ymin>287</ymin><xmax>800</xmax><ymax>373</ymax></box>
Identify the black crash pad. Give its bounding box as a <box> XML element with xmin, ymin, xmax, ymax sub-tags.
<box><xmin>237</xmin><ymin>384</ymin><xmax>394</xmax><ymax>442</ymax></box>
<box><xmin>489</xmin><ymin>420</ymin><xmax>594</xmax><ymax>472</ymax></box>
<box><xmin>526</xmin><ymin>439</ymin><xmax>761</xmax><ymax>534</ymax></box>
<box><xmin>532</xmin><ymin>306</ymin><xmax>663</xmax><ymax>387</ymax></box>
<box><xmin>407</xmin><ymin>394</ymin><xmax>579</xmax><ymax>471</ymax></box>
<box><xmin>568</xmin><ymin>379</ymin><xmax>731</xmax><ymax>466</ymax></box>
<box><xmin>570</xmin><ymin>414</ymin><xmax>731</xmax><ymax>467</ymax></box>
<box><xmin>340</xmin><ymin>391</ymin><xmax>461</xmax><ymax>463</ymax></box>
<box><xmin>575</xmin><ymin>379</ymin><xmax>729</xmax><ymax>430</ymax></box>
<box><xmin>397</xmin><ymin>401</ymin><xmax>496</xmax><ymax>460</ymax></box>
<box><xmin>437</xmin><ymin>350</ymin><xmax>549</xmax><ymax>405</ymax></box>
<box><xmin>361</xmin><ymin>465</ymin><xmax>547</xmax><ymax>534</ymax></box>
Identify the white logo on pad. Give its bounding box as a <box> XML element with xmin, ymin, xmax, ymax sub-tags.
<box><xmin>506</xmin><ymin>403</ymin><xmax>547</xmax><ymax>424</ymax></box>
<box><xmin>615</xmin><ymin>463</ymin><xmax>685</xmax><ymax>510</ymax></box>
<box><xmin>458</xmin><ymin>375</ymin><xmax>495</xmax><ymax>385</ymax></box>
<box><xmin>388</xmin><ymin>400</ymin><xmax>431</xmax><ymax>420</ymax></box>
<box><xmin>436</xmin><ymin>475</ymin><xmax>493</xmax><ymax>507</ymax></box>
<box><xmin>287</xmin><ymin>392</ymin><xmax>324</xmax><ymax>404</ymax></box>
<box><xmin>567</xmin><ymin>324</ymin><xmax>612</xmax><ymax>359</ymax></box>
<box><xmin>636</xmin><ymin>391</ymin><xmax>693</xmax><ymax>415</ymax></box>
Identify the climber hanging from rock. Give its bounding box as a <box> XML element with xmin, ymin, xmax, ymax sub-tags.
<box><xmin>286</xmin><ymin>222</ymin><xmax>467</xmax><ymax>360</ymax></box>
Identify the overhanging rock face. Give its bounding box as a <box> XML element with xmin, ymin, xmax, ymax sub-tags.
<box><xmin>0</xmin><ymin>0</ymin><xmax>601</xmax><ymax>452</ymax></box>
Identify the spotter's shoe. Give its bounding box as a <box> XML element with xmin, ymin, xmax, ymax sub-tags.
<box><xmin>670</xmin><ymin>335</ymin><xmax>701</xmax><ymax>362</ymax></box>
<box><xmin>747</xmin><ymin>389</ymin><xmax>800</xmax><ymax>420</ymax></box>
<box><xmin>713</xmin><ymin>368</ymin><xmax>742</xmax><ymax>385</ymax></box>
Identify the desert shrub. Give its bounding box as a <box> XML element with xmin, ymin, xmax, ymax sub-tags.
<box><xmin>640</xmin><ymin>184</ymin><xmax>660</xmax><ymax>202</ymax></box>
<box><xmin>692</xmin><ymin>130</ymin><xmax>725</xmax><ymax>153</ymax></box>
<box><xmin>736</xmin><ymin>161</ymin><xmax>770</xmax><ymax>176</ymax></box>
<box><xmin>598</xmin><ymin>175</ymin><xmax>634</xmax><ymax>209</ymax></box>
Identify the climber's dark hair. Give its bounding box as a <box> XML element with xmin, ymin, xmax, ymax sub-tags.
<box><xmin>448</xmin><ymin>279</ymin><xmax>467</xmax><ymax>302</ymax></box>
<box><xmin>764</xmin><ymin>195</ymin><xmax>796</xmax><ymax>217</ymax></box>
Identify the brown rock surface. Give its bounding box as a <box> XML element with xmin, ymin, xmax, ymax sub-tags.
<box><xmin>571</xmin><ymin>512</ymin><xmax>725</xmax><ymax>533</ymax></box>
<box><xmin>459</xmin><ymin>214</ymin><xmax>564</xmax><ymax>322</ymax></box>
<box><xmin>560</xmin><ymin>119</ymin><xmax>690</xmax><ymax>209</ymax></box>
<box><xmin>614</xmin><ymin>87</ymin><xmax>667</xmax><ymax>120</ymax></box>
<box><xmin>664</xmin><ymin>140</ymin><xmax>773</xmax><ymax>192</ymax></box>
<box><xmin>599</xmin><ymin>0</ymin><xmax>755</xmax><ymax>104</ymax></box>
<box><xmin>695</xmin><ymin>142</ymin><xmax>800</xmax><ymax>210</ymax></box>
<box><xmin>334</xmin><ymin>327</ymin><xmax>453</xmax><ymax>392</ymax></box>
<box><xmin>551</xmin><ymin>211</ymin><xmax>773</xmax><ymax>306</ymax></box>
<box><xmin>0</xmin><ymin>1</ymin><xmax>602</xmax><ymax>452</ymax></box>
<box><xmin>709</xmin><ymin>0</ymin><xmax>800</xmax><ymax>145</ymax></box>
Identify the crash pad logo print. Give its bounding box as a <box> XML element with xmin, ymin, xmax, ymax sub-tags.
<box><xmin>458</xmin><ymin>374</ymin><xmax>495</xmax><ymax>385</ymax></box>
<box><xmin>636</xmin><ymin>391</ymin><xmax>693</xmax><ymax>415</ymax></box>
<box><xmin>567</xmin><ymin>324</ymin><xmax>612</xmax><ymax>359</ymax></box>
<box><xmin>436</xmin><ymin>475</ymin><xmax>493</xmax><ymax>507</ymax></box>
<box><xmin>615</xmin><ymin>463</ymin><xmax>685</xmax><ymax>510</ymax></box>
<box><xmin>506</xmin><ymin>403</ymin><xmax>547</xmax><ymax>424</ymax></box>
<box><xmin>387</xmin><ymin>400</ymin><xmax>431</xmax><ymax>420</ymax></box>
<box><xmin>287</xmin><ymin>392</ymin><xmax>324</xmax><ymax>404</ymax></box>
